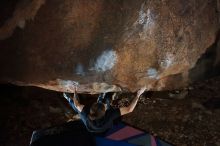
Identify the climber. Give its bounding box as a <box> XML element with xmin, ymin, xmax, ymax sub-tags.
<box><xmin>63</xmin><ymin>86</ymin><xmax>146</xmax><ymax>133</ymax></box>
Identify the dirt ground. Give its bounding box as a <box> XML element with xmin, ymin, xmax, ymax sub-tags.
<box><xmin>0</xmin><ymin>77</ymin><xmax>220</xmax><ymax>146</ymax></box>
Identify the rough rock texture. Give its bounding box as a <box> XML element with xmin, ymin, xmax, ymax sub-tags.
<box><xmin>0</xmin><ymin>0</ymin><xmax>45</xmax><ymax>40</ymax></box>
<box><xmin>0</xmin><ymin>0</ymin><xmax>219</xmax><ymax>93</ymax></box>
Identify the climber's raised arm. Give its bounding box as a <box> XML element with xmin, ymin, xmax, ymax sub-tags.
<box><xmin>119</xmin><ymin>87</ymin><xmax>146</xmax><ymax>116</ymax></box>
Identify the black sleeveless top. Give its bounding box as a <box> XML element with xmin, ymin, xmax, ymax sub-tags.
<box><xmin>80</xmin><ymin>105</ymin><xmax>121</xmax><ymax>133</ymax></box>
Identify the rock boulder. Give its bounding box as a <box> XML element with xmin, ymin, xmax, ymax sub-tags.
<box><xmin>0</xmin><ymin>0</ymin><xmax>219</xmax><ymax>93</ymax></box>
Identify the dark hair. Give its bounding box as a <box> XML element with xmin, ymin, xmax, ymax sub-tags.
<box><xmin>88</xmin><ymin>103</ymin><xmax>105</xmax><ymax>120</ymax></box>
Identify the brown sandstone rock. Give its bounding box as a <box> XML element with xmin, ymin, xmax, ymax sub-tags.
<box><xmin>0</xmin><ymin>0</ymin><xmax>219</xmax><ymax>93</ymax></box>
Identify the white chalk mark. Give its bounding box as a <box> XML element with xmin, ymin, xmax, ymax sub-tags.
<box><xmin>160</xmin><ymin>53</ymin><xmax>174</xmax><ymax>68</ymax></box>
<box><xmin>57</xmin><ymin>79</ymin><xmax>79</xmax><ymax>92</ymax></box>
<box><xmin>75</xmin><ymin>63</ymin><xmax>85</xmax><ymax>76</ymax></box>
<box><xmin>143</xmin><ymin>9</ymin><xmax>155</xmax><ymax>32</ymax></box>
<box><xmin>138</xmin><ymin>7</ymin><xmax>147</xmax><ymax>25</ymax></box>
<box><xmin>91</xmin><ymin>49</ymin><xmax>117</xmax><ymax>72</ymax></box>
<box><xmin>136</xmin><ymin>3</ymin><xmax>156</xmax><ymax>40</ymax></box>
<box><xmin>147</xmin><ymin>68</ymin><xmax>158</xmax><ymax>79</ymax></box>
<box><xmin>137</xmin><ymin>3</ymin><xmax>155</xmax><ymax>31</ymax></box>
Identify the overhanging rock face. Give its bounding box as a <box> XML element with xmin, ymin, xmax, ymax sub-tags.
<box><xmin>0</xmin><ymin>0</ymin><xmax>219</xmax><ymax>93</ymax></box>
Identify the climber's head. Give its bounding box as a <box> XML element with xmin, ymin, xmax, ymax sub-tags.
<box><xmin>88</xmin><ymin>102</ymin><xmax>106</xmax><ymax>120</ymax></box>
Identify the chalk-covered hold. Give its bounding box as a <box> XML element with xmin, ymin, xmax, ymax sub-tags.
<box><xmin>92</xmin><ymin>49</ymin><xmax>117</xmax><ymax>72</ymax></box>
<box><xmin>75</xmin><ymin>63</ymin><xmax>85</xmax><ymax>76</ymax></box>
<box><xmin>147</xmin><ymin>68</ymin><xmax>158</xmax><ymax>79</ymax></box>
